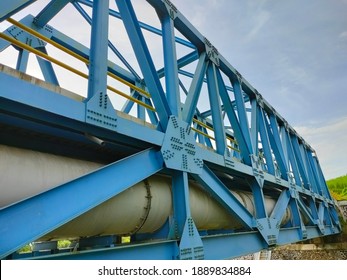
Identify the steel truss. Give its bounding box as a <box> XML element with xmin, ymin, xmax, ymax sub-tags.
<box><xmin>0</xmin><ymin>0</ymin><xmax>341</xmax><ymax>260</ymax></box>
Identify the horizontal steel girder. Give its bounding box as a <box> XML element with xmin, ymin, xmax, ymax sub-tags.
<box><xmin>0</xmin><ymin>148</ymin><xmax>164</xmax><ymax>259</ymax></box>
<box><xmin>0</xmin><ymin>0</ymin><xmax>341</xmax><ymax>260</ymax></box>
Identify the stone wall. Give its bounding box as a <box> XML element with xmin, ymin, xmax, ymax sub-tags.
<box><xmin>271</xmin><ymin>243</ymin><xmax>347</xmax><ymax>260</ymax></box>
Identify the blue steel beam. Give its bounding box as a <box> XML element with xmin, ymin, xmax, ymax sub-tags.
<box><xmin>304</xmin><ymin>150</ymin><xmax>319</xmax><ymax>194</ymax></box>
<box><xmin>176</xmin><ymin>69</ymin><xmax>235</xmax><ymax>94</ymax></box>
<box><xmin>157</xmin><ymin>50</ymin><xmax>199</xmax><ymax>80</ymax></box>
<box><xmin>137</xmin><ymin>94</ymin><xmax>146</xmax><ymax>120</ymax></box>
<box><xmin>216</xmin><ymin>68</ymin><xmax>252</xmax><ymax>165</ymax></box>
<box><xmin>284</xmin><ymin>129</ymin><xmax>302</xmax><ymax>186</ymax></box>
<box><xmin>170</xmin><ymin>170</ymin><xmax>204</xmax><ymax>260</ymax></box>
<box><xmin>258</xmin><ymin>108</ymin><xmax>276</xmax><ymax>176</ymax></box>
<box><xmin>72</xmin><ymin>1</ymin><xmax>142</xmax><ymax>82</ymax></box>
<box><xmin>232</xmin><ymin>78</ymin><xmax>254</xmax><ymax>156</ymax></box>
<box><xmin>291</xmin><ymin>135</ymin><xmax>310</xmax><ymax>188</ymax></box>
<box><xmin>15</xmin><ymin>49</ymin><xmax>29</xmax><ymax>72</ymax></box>
<box><xmin>31</xmin><ymin>240</ymin><xmax>180</xmax><ymax>260</ymax></box>
<box><xmin>147</xmin><ymin>0</ymin><xmax>317</xmax><ymax>156</ymax></box>
<box><xmin>87</xmin><ymin>0</ymin><xmax>109</xmax><ymax>100</ymax></box>
<box><xmin>0</xmin><ymin>0</ymin><xmax>36</xmax><ymax>22</ymax></box>
<box><xmin>4</xmin><ymin>14</ymin><xmax>137</xmax><ymax>85</ymax></box>
<box><xmin>24</xmin><ymin>224</ymin><xmax>339</xmax><ymax>260</ymax></box>
<box><xmin>170</xmin><ymin>171</ymin><xmax>192</xmax><ymax>238</ymax></box>
<box><xmin>299</xmin><ymin>144</ymin><xmax>313</xmax><ymax>191</ymax></box>
<box><xmin>270</xmin><ymin>189</ymin><xmax>291</xmax><ymax>222</ymax></box>
<box><xmin>0</xmin><ymin>69</ymin><xmax>165</xmax><ymax>147</ymax></box>
<box><xmin>34</xmin><ymin>0</ymin><xmax>71</xmax><ymax>27</ymax></box>
<box><xmin>267</xmin><ymin>113</ymin><xmax>289</xmax><ymax>180</ymax></box>
<box><xmin>78</xmin><ymin>0</ymin><xmax>195</xmax><ymax>49</ymax></box>
<box><xmin>289</xmin><ymin>199</ymin><xmax>308</xmax><ymax>240</ymax></box>
<box><xmin>0</xmin><ymin>0</ymin><xmax>338</xmax><ymax>206</ymax></box>
<box><xmin>50</xmin><ymin>29</ymin><xmax>137</xmax><ymax>84</ymax></box>
<box><xmin>314</xmin><ymin>157</ymin><xmax>332</xmax><ymax>199</ymax></box>
<box><xmin>0</xmin><ymin>0</ymin><xmax>341</xmax><ymax>260</ymax></box>
<box><xmin>161</xmin><ymin>14</ymin><xmax>180</xmax><ymax>117</ymax></box>
<box><xmin>35</xmin><ymin>47</ymin><xmax>59</xmax><ymax>85</ymax></box>
<box><xmin>297</xmin><ymin>197</ymin><xmax>316</xmax><ymax>226</ymax></box>
<box><xmin>206</xmin><ymin>63</ymin><xmax>226</xmax><ymax>155</ymax></box>
<box><xmin>311</xmin><ymin>154</ymin><xmax>327</xmax><ymax>197</ymax></box>
<box><xmin>181</xmin><ymin>52</ymin><xmax>207</xmax><ymax>124</ymax></box>
<box><xmin>192</xmin><ymin>166</ymin><xmax>255</xmax><ymax>229</ymax></box>
<box><xmin>16</xmin><ymin>14</ymin><xmax>137</xmax><ymax>83</ymax></box>
<box><xmin>306</xmin><ymin>150</ymin><xmax>321</xmax><ymax>194</ymax></box>
<box><xmin>0</xmin><ymin>148</ymin><xmax>164</xmax><ymax>259</ymax></box>
<box><xmin>116</xmin><ymin>0</ymin><xmax>171</xmax><ymax>130</ymax></box>
<box><xmin>249</xmin><ymin>179</ymin><xmax>267</xmax><ymax>219</ymax></box>
<box><xmin>250</xmin><ymin>98</ymin><xmax>259</xmax><ymax>156</ymax></box>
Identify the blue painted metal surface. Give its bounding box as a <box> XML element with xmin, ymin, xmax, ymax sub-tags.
<box><xmin>87</xmin><ymin>0</ymin><xmax>109</xmax><ymax>100</ymax></box>
<box><xmin>0</xmin><ymin>0</ymin><xmax>36</xmax><ymax>22</ymax></box>
<box><xmin>0</xmin><ymin>148</ymin><xmax>164</xmax><ymax>259</ymax></box>
<box><xmin>0</xmin><ymin>0</ymin><xmax>341</xmax><ymax>260</ymax></box>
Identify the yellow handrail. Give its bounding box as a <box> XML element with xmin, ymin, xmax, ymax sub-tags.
<box><xmin>193</xmin><ymin>118</ymin><xmax>211</xmax><ymax>131</ymax></box>
<box><xmin>193</xmin><ymin>118</ymin><xmax>237</xmax><ymax>144</ymax></box>
<box><xmin>191</xmin><ymin>127</ymin><xmax>240</xmax><ymax>152</ymax></box>
<box><xmin>0</xmin><ymin>32</ymin><xmax>155</xmax><ymax>111</ymax></box>
<box><xmin>0</xmin><ymin>32</ymin><xmax>88</xmax><ymax>78</ymax></box>
<box><xmin>3</xmin><ymin>19</ymin><xmax>241</xmax><ymax>150</ymax></box>
<box><xmin>7</xmin><ymin>18</ymin><xmax>151</xmax><ymax>99</ymax></box>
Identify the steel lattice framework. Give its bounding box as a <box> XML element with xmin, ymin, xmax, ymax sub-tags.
<box><xmin>0</xmin><ymin>0</ymin><xmax>341</xmax><ymax>260</ymax></box>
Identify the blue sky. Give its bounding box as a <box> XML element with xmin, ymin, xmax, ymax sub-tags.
<box><xmin>1</xmin><ymin>0</ymin><xmax>346</xmax><ymax>179</ymax></box>
<box><xmin>172</xmin><ymin>0</ymin><xmax>347</xmax><ymax>179</ymax></box>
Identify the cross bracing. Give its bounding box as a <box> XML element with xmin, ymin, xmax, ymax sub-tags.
<box><xmin>0</xmin><ymin>0</ymin><xmax>341</xmax><ymax>260</ymax></box>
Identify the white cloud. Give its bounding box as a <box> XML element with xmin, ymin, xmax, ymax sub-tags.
<box><xmin>245</xmin><ymin>9</ymin><xmax>271</xmax><ymax>42</ymax></box>
<box><xmin>339</xmin><ymin>31</ymin><xmax>347</xmax><ymax>39</ymax></box>
<box><xmin>295</xmin><ymin>117</ymin><xmax>347</xmax><ymax>179</ymax></box>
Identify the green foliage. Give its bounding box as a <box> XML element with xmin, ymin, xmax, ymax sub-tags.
<box><xmin>57</xmin><ymin>240</ymin><xmax>71</xmax><ymax>248</ymax></box>
<box><xmin>18</xmin><ymin>244</ymin><xmax>32</xmax><ymax>253</ymax></box>
<box><xmin>121</xmin><ymin>236</ymin><xmax>130</xmax><ymax>243</ymax></box>
<box><xmin>326</xmin><ymin>174</ymin><xmax>347</xmax><ymax>201</ymax></box>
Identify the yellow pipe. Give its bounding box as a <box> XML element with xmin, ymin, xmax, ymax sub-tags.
<box><xmin>0</xmin><ymin>32</ymin><xmax>155</xmax><ymax>111</ymax></box>
<box><xmin>106</xmin><ymin>85</ymin><xmax>155</xmax><ymax>111</ymax></box>
<box><xmin>0</xmin><ymin>32</ymin><xmax>89</xmax><ymax>79</ymax></box>
<box><xmin>191</xmin><ymin>127</ymin><xmax>214</xmax><ymax>140</ymax></box>
<box><xmin>193</xmin><ymin>118</ymin><xmax>212</xmax><ymax>131</ymax></box>
<box><xmin>107</xmin><ymin>71</ymin><xmax>150</xmax><ymax>98</ymax></box>
<box><xmin>4</xmin><ymin>20</ymin><xmax>239</xmax><ymax>143</ymax></box>
<box><xmin>7</xmin><ymin>18</ymin><xmax>89</xmax><ymax>64</ymax></box>
<box><xmin>193</xmin><ymin>118</ymin><xmax>237</xmax><ymax>144</ymax></box>
<box><xmin>226</xmin><ymin>136</ymin><xmax>238</xmax><ymax>145</ymax></box>
<box><xmin>7</xmin><ymin>18</ymin><xmax>151</xmax><ymax>99</ymax></box>
<box><xmin>191</xmin><ymin>127</ymin><xmax>239</xmax><ymax>152</ymax></box>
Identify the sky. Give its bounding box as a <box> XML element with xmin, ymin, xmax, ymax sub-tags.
<box><xmin>1</xmin><ymin>0</ymin><xmax>346</xmax><ymax>180</ymax></box>
<box><xmin>171</xmin><ymin>0</ymin><xmax>347</xmax><ymax>179</ymax></box>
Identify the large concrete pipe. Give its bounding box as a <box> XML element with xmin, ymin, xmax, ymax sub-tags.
<box><xmin>0</xmin><ymin>144</ymin><xmax>291</xmax><ymax>239</ymax></box>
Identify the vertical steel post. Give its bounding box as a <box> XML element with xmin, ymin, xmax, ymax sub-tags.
<box><xmin>182</xmin><ymin>53</ymin><xmax>207</xmax><ymax>124</ymax></box>
<box><xmin>87</xmin><ymin>0</ymin><xmax>110</xmax><ymax>100</ymax></box>
<box><xmin>161</xmin><ymin>14</ymin><xmax>180</xmax><ymax>117</ymax></box>
<box><xmin>171</xmin><ymin>171</ymin><xmax>191</xmax><ymax>237</ymax></box>
<box><xmin>16</xmin><ymin>49</ymin><xmax>29</xmax><ymax>72</ymax></box>
<box><xmin>232</xmin><ymin>78</ymin><xmax>253</xmax><ymax>155</ymax></box>
<box><xmin>36</xmin><ymin>47</ymin><xmax>59</xmax><ymax>86</ymax></box>
<box><xmin>267</xmin><ymin>114</ymin><xmax>288</xmax><ymax>179</ymax></box>
<box><xmin>206</xmin><ymin>63</ymin><xmax>226</xmax><ymax>155</ymax></box>
<box><xmin>250</xmin><ymin>98</ymin><xmax>259</xmax><ymax>156</ymax></box>
<box><xmin>258</xmin><ymin>109</ymin><xmax>275</xmax><ymax>175</ymax></box>
<box><xmin>116</xmin><ymin>0</ymin><xmax>171</xmax><ymax>130</ymax></box>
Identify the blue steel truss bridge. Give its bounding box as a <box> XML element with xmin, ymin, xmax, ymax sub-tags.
<box><xmin>0</xmin><ymin>0</ymin><xmax>341</xmax><ymax>260</ymax></box>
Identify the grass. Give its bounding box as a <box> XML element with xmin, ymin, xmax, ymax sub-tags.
<box><xmin>326</xmin><ymin>174</ymin><xmax>347</xmax><ymax>201</ymax></box>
